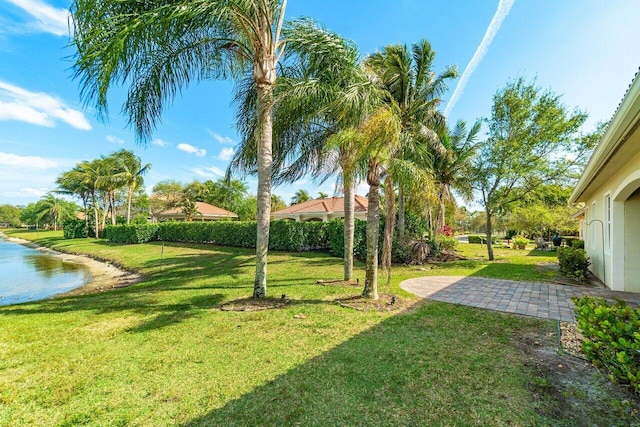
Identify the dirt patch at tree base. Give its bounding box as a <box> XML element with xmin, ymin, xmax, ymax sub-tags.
<box><xmin>220</xmin><ymin>297</ymin><xmax>291</xmax><ymax>312</ymax></box>
<box><xmin>516</xmin><ymin>323</ymin><xmax>640</xmax><ymax>425</ymax></box>
<box><xmin>336</xmin><ymin>293</ymin><xmax>406</xmax><ymax>312</ymax></box>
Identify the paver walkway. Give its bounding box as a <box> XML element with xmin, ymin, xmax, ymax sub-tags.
<box><xmin>400</xmin><ymin>276</ymin><xmax>640</xmax><ymax>323</ymax></box>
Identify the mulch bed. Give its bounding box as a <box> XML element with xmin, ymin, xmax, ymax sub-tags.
<box><xmin>220</xmin><ymin>297</ymin><xmax>291</xmax><ymax>312</ymax></box>
<box><xmin>336</xmin><ymin>293</ymin><xmax>406</xmax><ymax>312</ymax></box>
<box><xmin>316</xmin><ymin>279</ymin><xmax>360</xmax><ymax>287</ymax></box>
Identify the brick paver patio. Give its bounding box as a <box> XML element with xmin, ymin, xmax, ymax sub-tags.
<box><xmin>400</xmin><ymin>276</ymin><xmax>640</xmax><ymax>323</ymax></box>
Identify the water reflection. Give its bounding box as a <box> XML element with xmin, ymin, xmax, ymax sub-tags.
<box><xmin>0</xmin><ymin>236</ymin><xmax>90</xmax><ymax>306</ymax></box>
<box><xmin>24</xmin><ymin>254</ymin><xmax>83</xmax><ymax>278</ymax></box>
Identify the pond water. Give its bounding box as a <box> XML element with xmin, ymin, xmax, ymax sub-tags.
<box><xmin>0</xmin><ymin>236</ymin><xmax>90</xmax><ymax>306</ymax></box>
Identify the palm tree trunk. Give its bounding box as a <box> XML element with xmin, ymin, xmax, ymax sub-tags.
<box><xmin>126</xmin><ymin>187</ymin><xmax>133</xmax><ymax>224</ymax></box>
<box><xmin>253</xmin><ymin>55</ymin><xmax>276</xmax><ymax>299</ymax></box>
<box><xmin>381</xmin><ymin>175</ymin><xmax>395</xmax><ymax>288</ymax></box>
<box><xmin>437</xmin><ymin>186</ymin><xmax>446</xmax><ymax>233</ymax></box>
<box><xmin>343</xmin><ymin>173</ymin><xmax>355</xmax><ymax>281</ymax></box>
<box><xmin>397</xmin><ymin>185</ymin><xmax>405</xmax><ymax>241</ymax></box>
<box><xmin>363</xmin><ymin>161</ymin><xmax>380</xmax><ymax>300</ymax></box>
<box><xmin>111</xmin><ymin>192</ymin><xmax>117</xmax><ymax>225</ymax></box>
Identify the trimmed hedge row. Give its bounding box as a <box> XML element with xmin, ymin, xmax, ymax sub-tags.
<box><xmin>468</xmin><ymin>235</ymin><xmax>498</xmax><ymax>244</ymax></box>
<box><xmin>105</xmin><ymin>219</ymin><xmax>424</xmax><ymax>264</ymax></box>
<box><xmin>105</xmin><ymin>224</ymin><xmax>159</xmax><ymax>244</ymax></box>
<box><xmin>574</xmin><ymin>296</ymin><xmax>640</xmax><ymax>396</ymax></box>
<box><xmin>106</xmin><ymin>221</ymin><xmax>332</xmax><ymax>252</ymax></box>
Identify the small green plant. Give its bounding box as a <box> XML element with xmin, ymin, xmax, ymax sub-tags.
<box><xmin>433</xmin><ymin>234</ymin><xmax>458</xmax><ymax>253</ymax></box>
<box><xmin>513</xmin><ymin>236</ymin><xmax>529</xmax><ymax>250</ymax></box>
<box><xmin>557</xmin><ymin>246</ymin><xmax>590</xmax><ymax>281</ymax></box>
<box><xmin>574</xmin><ymin>296</ymin><xmax>640</xmax><ymax>396</ymax></box>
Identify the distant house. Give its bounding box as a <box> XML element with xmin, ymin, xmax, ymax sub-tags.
<box><xmin>157</xmin><ymin>201</ymin><xmax>238</xmax><ymax>222</ymax></box>
<box><xmin>569</xmin><ymin>69</ymin><xmax>640</xmax><ymax>293</ymax></box>
<box><xmin>272</xmin><ymin>195</ymin><xmax>368</xmax><ymax>222</ymax></box>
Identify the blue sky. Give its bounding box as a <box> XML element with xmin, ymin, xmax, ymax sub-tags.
<box><xmin>1</xmin><ymin>0</ymin><xmax>639</xmax><ymax>206</ymax></box>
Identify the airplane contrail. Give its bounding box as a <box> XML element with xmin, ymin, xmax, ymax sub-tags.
<box><xmin>444</xmin><ymin>0</ymin><xmax>516</xmax><ymax>117</ymax></box>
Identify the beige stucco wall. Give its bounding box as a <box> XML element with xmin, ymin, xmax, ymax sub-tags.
<box><xmin>272</xmin><ymin>212</ymin><xmax>367</xmax><ymax>222</ymax></box>
<box><xmin>580</xmin><ymin>148</ymin><xmax>640</xmax><ymax>291</ymax></box>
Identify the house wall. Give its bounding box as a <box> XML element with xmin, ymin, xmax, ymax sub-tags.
<box><xmin>580</xmin><ymin>148</ymin><xmax>640</xmax><ymax>291</ymax></box>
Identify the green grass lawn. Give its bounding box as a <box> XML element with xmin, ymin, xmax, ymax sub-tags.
<box><xmin>0</xmin><ymin>231</ymin><xmax>604</xmax><ymax>425</ymax></box>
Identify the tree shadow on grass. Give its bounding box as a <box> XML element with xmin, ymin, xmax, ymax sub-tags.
<box><xmin>183</xmin><ymin>302</ymin><xmax>549</xmax><ymax>427</ymax></box>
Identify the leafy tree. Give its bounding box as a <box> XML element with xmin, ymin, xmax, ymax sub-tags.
<box><xmin>471</xmin><ymin>78</ymin><xmax>588</xmax><ymax>260</ymax></box>
<box><xmin>291</xmin><ymin>189</ymin><xmax>310</xmax><ymax>205</ymax></box>
<box><xmin>430</xmin><ymin>120</ymin><xmax>480</xmax><ymax>232</ymax></box>
<box><xmin>71</xmin><ymin>0</ymin><xmax>309</xmax><ymax>298</ymax></box>
<box><xmin>0</xmin><ymin>205</ymin><xmax>22</xmax><ymax>227</ymax></box>
<box><xmin>317</xmin><ymin>192</ymin><xmax>329</xmax><ymax>199</ymax></box>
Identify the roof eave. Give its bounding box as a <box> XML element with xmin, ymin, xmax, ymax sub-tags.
<box><xmin>570</xmin><ymin>70</ymin><xmax>640</xmax><ymax>204</ymax></box>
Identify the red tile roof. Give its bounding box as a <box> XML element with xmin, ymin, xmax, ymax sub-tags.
<box><xmin>272</xmin><ymin>195</ymin><xmax>368</xmax><ymax>215</ymax></box>
<box><xmin>159</xmin><ymin>202</ymin><xmax>238</xmax><ymax>218</ymax></box>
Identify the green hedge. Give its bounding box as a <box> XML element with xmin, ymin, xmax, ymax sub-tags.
<box><xmin>105</xmin><ymin>224</ymin><xmax>159</xmax><ymax>244</ymax></box>
<box><xmin>574</xmin><ymin>296</ymin><xmax>640</xmax><ymax>396</ymax></box>
<box><xmin>468</xmin><ymin>235</ymin><xmax>497</xmax><ymax>244</ymax></box>
<box><xmin>156</xmin><ymin>221</ymin><xmax>257</xmax><ymax>247</ymax></box>
<box><xmin>326</xmin><ymin>219</ymin><xmax>367</xmax><ymax>259</ymax></box>
<box><xmin>105</xmin><ymin>219</ymin><xmax>432</xmax><ymax>265</ymax></box>
<box><xmin>63</xmin><ymin>218</ymin><xmax>86</xmax><ymax>239</ymax></box>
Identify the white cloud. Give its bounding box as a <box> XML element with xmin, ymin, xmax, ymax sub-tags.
<box><xmin>217</xmin><ymin>147</ymin><xmax>234</xmax><ymax>161</ymax></box>
<box><xmin>192</xmin><ymin>166</ymin><xmax>225</xmax><ymax>179</ymax></box>
<box><xmin>0</xmin><ymin>81</ymin><xmax>91</xmax><ymax>130</ymax></box>
<box><xmin>177</xmin><ymin>143</ymin><xmax>206</xmax><ymax>157</ymax></box>
<box><xmin>106</xmin><ymin>135</ymin><xmax>125</xmax><ymax>145</ymax></box>
<box><xmin>206</xmin><ymin>129</ymin><xmax>235</xmax><ymax>144</ymax></box>
<box><xmin>444</xmin><ymin>0</ymin><xmax>515</xmax><ymax>117</ymax></box>
<box><xmin>4</xmin><ymin>0</ymin><xmax>69</xmax><ymax>36</ymax></box>
<box><xmin>0</xmin><ymin>152</ymin><xmax>58</xmax><ymax>169</ymax></box>
<box><xmin>152</xmin><ymin>138</ymin><xmax>169</xmax><ymax>147</ymax></box>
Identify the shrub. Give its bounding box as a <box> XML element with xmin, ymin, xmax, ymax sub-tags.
<box><xmin>512</xmin><ymin>236</ymin><xmax>529</xmax><ymax>249</ymax></box>
<box><xmin>433</xmin><ymin>234</ymin><xmax>458</xmax><ymax>253</ymax></box>
<box><xmin>572</xmin><ymin>239</ymin><xmax>585</xmax><ymax>249</ymax></box>
<box><xmin>574</xmin><ymin>296</ymin><xmax>640</xmax><ymax>396</ymax></box>
<box><xmin>63</xmin><ymin>218</ymin><xmax>86</xmax><ymax>239</ymax></box>
<box><xmin>468</xmin><ymin>235</ymin><xmax>497</xmax><ymax>244</ymax></box>
<box><xmin>156</xmin><ymin>221</ymin><xmax>257</xmax><ymax>247</ymax></box>
<box><xmin>106</xmin><ymin>224</ymin><xmax>159</xmax><ymax>244</ymax></box>
<box><xmin>557</xmin><ymin>246</ymin><xmax>590</xmax><ymax>281</ymax></box>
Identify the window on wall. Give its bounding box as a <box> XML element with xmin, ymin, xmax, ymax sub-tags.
<box><xmin>605</xmin><ymin>194</ymin><xmax>611</xmax><ymax>250</ymax></box>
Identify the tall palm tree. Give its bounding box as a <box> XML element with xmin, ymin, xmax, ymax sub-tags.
<box><xmin>112</xmin><ymin>149</ymin><xmax>151</xmax><ymax>224</ymax></box>
<box><xmin>430</xmin><ymin>120</ymin><xmax>481</xmax><ymax>232</ymax></box>
<box><xmin>358</xmin><ymin>107</ymin><xmax>401</xmax><ymax>299</ymax></box>
<box><xmin>365</xmin><ymin>40</ymin><xmax>458</xmax><ymax>241</ymax></box>
<box><xmin>72</xmin><ymin>0</ymin><xmax>297</xmax><ymax>298</ymax></box>
<box><xmin>228</xmin><ymin>19</ymin><xmax>376</xmax><ymax>282</ymax></box>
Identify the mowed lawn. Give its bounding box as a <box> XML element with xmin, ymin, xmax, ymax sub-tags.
<box><xmin>2</xmin><ymin>231</ymin><xmax>564</xmax><ymax>426</ymax></box>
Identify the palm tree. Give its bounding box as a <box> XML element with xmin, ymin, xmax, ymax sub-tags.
<box><xmin>230</xmin><ymin>19</ymin><xmax>377</xmax><ymax>281</ymax></box>
<box><xmin>317</xmin><ymin>192</ymin><xmax>328</xmax><ymax>199</ymax></box>
<box><xmin>291</xmin><ymin>189</ymin><xmax>310</xmax><ymax>205</ymax></box>
<box><xmin>112</xmin><ymin>149</ymin><xmax>151</xmax><ymax>224</ymax></box>
<box><xmin>430</xmin><ymin>120</ymin><xmax>481</xmax><ymax>232</ymax></box>
<box><xmin>72</xmin><ymin>0</ymin><xmax>298</xmax><ymax>298</ymax></box>
<box><xmin>35</xmin><ymin>194</ymin><xmax>63</xmax><ymax>231</ymax></box>
<box><xmin>365</xmin><ymin>40</ymin><xmax>458</xmax><ymax>241</ymax></box>
<box><xmin>358</xmin><ymin>108</ymin><xmax>401</xmax><ymax>299</ymax></box>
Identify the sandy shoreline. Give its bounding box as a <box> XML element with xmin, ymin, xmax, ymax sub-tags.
<box><xmin>0</xmin><ymin>232</ymin><xmax>142</xmax><ymax>297</ymax></box>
